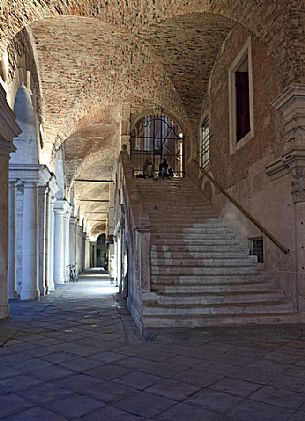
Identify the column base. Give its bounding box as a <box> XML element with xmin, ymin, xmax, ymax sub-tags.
<box><xmin>54</xmin><ymin>278</ymin><xmax>66</xmax><ymax>285</ymax></box>
<box><xmin>8</xmin><ymin>291</ymin><xmax>17</xmax><ymax>300</ymax></box>
<box><xmin>0</xmin><ymin>304</ymin><xmax>10</xmax><ymax>319</ymax></box>
<box><xmin>20</xmin><ymin>290</ymin><xmax>40</xmax><ymax>301</ymax></box>
<box><xmin>39</xmin><ymin>287</ymin><xmax>47</xmax><ymax>296</ymax></box>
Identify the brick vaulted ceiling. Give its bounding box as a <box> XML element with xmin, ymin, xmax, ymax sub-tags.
<box><xmin>27</xmin><ymin>13</ymin><xmax>235</xmax><ymax>235</ymax></box>
<box><xmin>4</xmin><ymin>0</ymin><xmax>302</xmax><ymax>236</ymax></box>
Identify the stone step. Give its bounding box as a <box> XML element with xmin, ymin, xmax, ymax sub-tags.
<box><xmin>151</xmin><ymin>266</ymin><xmax>257</xmax><ymax>275</ymax></box>
<box><xmin>150</xmin><ymin>274</ymin><xmax>264</xmax><ymax>285</ymax></box>
<box><xmin>142</xmin><ymin>299</ymin><xmax>292</xmax><ymax>316</ymax></box>
<box><xmin>150</xmin><ymin>257</ymin><xmax>257</xmax><ymax>266</ymax></box>
<box><xmin>149</xmin><ymin>227</ymin><xmax>232</xmax><ymax>234</ymax></box>
<box><xmin>142</xmin><ymin>311</ymin><xmax>300</xmax><ymax>329</ymax></box>
<box><xmin>152</xmin><ymin>233</ymin><xmax>235</xmax><ymax>241</ymax></box>
<box><xmin>151</xmin><ymin>238</ymin><xmax>240</xmax><ymax>246</ymax></box>
<box><xmin>151</xmin><ymin>282</ymin><xmax>271</xmax><ymax>294</ymax></box>
<box><xmin>148</xmin><ymin>215</ymin><xmax>219</xmax><ymax>221</ymax></box>
<box><xmin>144</xmin><ymin>291</ymin><xmax>286</xmax><ymax>306</ymax></box>
<box><xmin>148</xmin><ymin>218</ymin><xmax>223</xmax><ymax>224</ymax></box>
<box><xmin>150</xmin><ymin>250</ymin><xmax>249</xmax><ymax>259</ymax></box>
<box><xmin>151</xmin><ymin>244</ymin><xmax>246</xmax><ymax>253</ymax></box>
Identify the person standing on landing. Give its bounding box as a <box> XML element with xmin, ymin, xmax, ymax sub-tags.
<box><xmin>158</xmin><ymin>158</ymin><xmax>168</xmax><ymax>180</ymax></box>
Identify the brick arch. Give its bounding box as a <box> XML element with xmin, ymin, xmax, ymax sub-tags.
<box><xmin>1</xmin><ymin>0</ymin><xmax>301</xmax><ymax>88</ymax></box>
<box><xmin>130</xmin><ymin>107</ymin><xmax>187</xmax><ymax>139</ymax></box>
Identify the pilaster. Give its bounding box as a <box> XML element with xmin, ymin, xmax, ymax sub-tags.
<box><xmin>21</xmin><ymin>180</ymin><xmax>39</xmax><ymax>300</ymax></box>
<box><xmin>69</xmin><ymin>216</ymin><xmax>77</xmax><ymax>272</ymax></box>
<box><xmin>38</xmin><ymin>184</ymin><xmax>47</xmax><ymax>295</ymax></box>
<box><xmin>270</xmin><ymin>84</ymin><xmax>305</xmax><ymax>311</ymax></box>
<box><xmin>53</xmin><ymin>200</ymin><xmax>70</xmax><ymax>285</ymax></box>
<box><xmin>46</xmin><ymin>193</ymin><xmax>56</xmax><ymax>292</ymax></box>
<box><xmin>8</xmin><ymin>181</ymin><xmax>17</xmax><ymax>299</ymax></box>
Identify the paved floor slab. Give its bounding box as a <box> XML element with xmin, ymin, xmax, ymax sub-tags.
<box><xmin>0</xmin><ymin>271</ymin><xmax>305</xmax><ymax>420</ymax></box>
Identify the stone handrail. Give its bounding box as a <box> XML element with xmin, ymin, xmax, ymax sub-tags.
<box><xmin>119</xmin><ymin>148</ymin><xmax>151</xmax><ymax>291</ymax></box>
<box><xmin>190</xmin><ymin>159</ymin><xmax>289</xmax><ymax>255</ymax></box>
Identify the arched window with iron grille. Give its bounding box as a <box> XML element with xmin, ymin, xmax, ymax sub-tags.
<box><xmin>130</xmin><ymin>114</ymin><xmax>184</xmax><ymax>176</ymax></box>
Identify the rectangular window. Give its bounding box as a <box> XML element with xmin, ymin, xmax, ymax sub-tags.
<box><xmin>249</xmin><ymin>237</ymin><xmax>264</xmax><ymax>263</ymax></box>
<box><xmin>229</xmin><ymin>37</ymin><xmax>254</xmax><ymax>153</ymax></box>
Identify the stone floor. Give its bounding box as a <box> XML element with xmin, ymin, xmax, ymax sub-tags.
<box><xmin>1</xmin><ymin>271</ymin><xmax>305</xmax><ymax>420</ymax></box>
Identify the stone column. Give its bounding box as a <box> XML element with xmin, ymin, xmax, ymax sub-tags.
<box><xmin>82</xmin><ymin>232</ymin><xmax>86</xmax><ymax>270</ymax></box>
<box><xmin>85</xmin><ymin>236</ymin><xmax>91</xmax><ymax>269</ymax></box>
<box><xmin>69</xmin><ymin>216</ymin><xmax>77</xmax><ymax>271</ymax></box>
<box><xmin>38</xmin><ymin>185</ymin><xmax>47</xmax><ymax>295</ymax></box>
<box><xmin>76</xmin><ymin>225</ymin><xmax>83</xmax><ymax>274</ymax></box>
<box><xmin>91</xmin><ymin>241</ymin><xmax>97</xmax><ymax>268</ymax></box>
<box><xmin>21</xmin><ymin>181</ymin><xmax>39</xmax><ymax>300</ymax></box>
<box><xmin>63</xmin><ymin>208</ymin><xmax>71</xmax><ymax>282</ymax></box>
<box><xmin>46</xmin><ymin>191</ymin><xmax>56</xmax><ymax>292</ymax></box>
<box><xmin>14</xmin><ymin>181</ymin><xmax>24</xmax><ymax>296</ymax></box>
<box><xmin>0</xmin><ymin>86</ymin><xmax>20</xmax><ymax>318</ymax></box>
<box><xmin>8</xmin><ymin>181</ymin><xmax>17</xmax><ymax>299</ymax></box>
<box><xmin>53</xmin><ymin>201</ymin><xmax>66</xmax><ymax>285</ymax></box>
<box><xmin>0</xmin><ymin>148</ymin><xmax>13</xmax><ymax>315</ymax></box>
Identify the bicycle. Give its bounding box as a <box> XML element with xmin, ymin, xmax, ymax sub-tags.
<box><xmin>67</xmin><ymin>264</ymin><xmax>78</xmax><ymax>282</ymax></box>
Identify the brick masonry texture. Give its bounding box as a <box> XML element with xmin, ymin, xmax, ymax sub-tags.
<box><xmin>1</xmin><ymin>0</ymin><xmax>304</xmax><ymax>238</ymax></box>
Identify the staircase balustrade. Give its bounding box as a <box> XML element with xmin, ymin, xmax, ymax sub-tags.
<box><xmin>119</xmin><ymin>148</ymin><xmax>151</xmax><ymax>292</ymax></box>
<box><xmin>190</xmin><ymin>159</ymin><xmax>289</xmax><ymax>255</ymax></box>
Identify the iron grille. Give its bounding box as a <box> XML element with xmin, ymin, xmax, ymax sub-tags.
<box><xmin>130</xmin><ymin>114</ymin><xmax>184</xmax><ymax>176</ymax></box>
<box><xmin>249</xmin><ymin>237</ymin><xmax>264</xmax><ymax>263</ymax></box>
<box><xmin>201</xmin><ymin>117</ymin><xmax>209</xmax><ymax>169</ymax></box>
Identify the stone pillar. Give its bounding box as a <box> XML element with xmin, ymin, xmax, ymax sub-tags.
<box><xmin>21</xmin><ymin>181</ymin><xmax>39</xmax><ymax>300</ymax></box>
<box><xmin>85</xmin><ymin>236</ymin><xmax>91</xmax><ymax>269</ymax></box>
<box><xmin>63</xmin><ymin>208</ymin><xmax>71</xmax><ymax>282</ymax></box>
<box><xmin>53</xmin><ymin>201</ymin><xmax>66</xmax><ymax>285</ymax></box>
<box><xmin>69</xmin><ymin>216</ymin><xmax>77</xmax><ymax>271</ymax></box>
<box><xmin>117</xmin><ymin>234</ymin><xmax>122</xmax><ymax>288</ymax></box>
<box><xmin>46</xmin><ymin>191</ymin><xmax>56</xmax><ymax>292</ymax></box>
<box><xmin>8</xmin><ymin>181</ymin><xmax>17</xmax><ymax>299</ymax></box>
<box><xmin>0</xmin><ymin>86</ymin><xmax>20</xmax><ymax>318</ymax></box>
<box><xmin>0</xmin><ymin>149</ymin><xmax>11</xmax><ymax>315</ymax></box>
<box><xmin>14</xmin><ymin>181</ymin><xmax>24</xmax><ymax>296</ymax></box>
<box><xmin>76</xmin><ymin>224</ymin><xmax>83</xmax><ymax>274</ymax></box>
<box><xmin>91</xmin><ymin>241</ymin><xmax>97</xmax><ymax>267</ymax></box>
<box><xmin>38</xmin><ymin>185</ymin><xmax>47</xmax><ymax>295</ymax></box>
<box><xmin>82</xmin><ymin>231</ymin><xmax>86</xmax><ymax>270</ymax></box>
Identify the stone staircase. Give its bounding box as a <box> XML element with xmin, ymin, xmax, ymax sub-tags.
<box><xmin>136</xmin><ymin>177</ymin><xmax>296</xmax><ymax>333</ymax></box>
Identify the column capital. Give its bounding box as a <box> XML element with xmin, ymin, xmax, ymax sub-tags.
<box><xmin>0</xmin><ymin>137</ymin><xmax>16</xmax><ymax>155</ymax></box>
<box><xmin>0</xmin><ymin>85</ymin><xmax>21</xmax><ymax>145</ymax></box>
<box><xmin>23</xmin><ymin>180</ymin><xmax>39</xmax><ymax>189</ymax></box>
<box><xmin>69</xmin><ymin>215</ymin><xmax>78</xmax><ymax>225</ymax></box>
<box><xmin>9</xmin><ymin>163</ymin><xmax>40</xmax><ymax>183</ymax></box>
<box><xmin>54</xmin><ymin>199</ymin><xmax>70</xmax><ymax>213</ymax></box>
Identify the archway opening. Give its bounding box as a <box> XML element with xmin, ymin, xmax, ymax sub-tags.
<box><xmin>130</xmin><ymin>114</ymin><xmax>184</xmax><ymax>177</ymax></box>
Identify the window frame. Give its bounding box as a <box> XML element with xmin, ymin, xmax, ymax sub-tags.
<box><xmin>228</xmin><ymin>37</ymin><xmax>254</xmax><ymax>154</ymax></box>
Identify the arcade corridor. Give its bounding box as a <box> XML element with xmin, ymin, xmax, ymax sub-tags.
<box><xmin>0</xmin><ymin>270</ymin><xmax>305</xmax><ymax>420</ymax></box>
